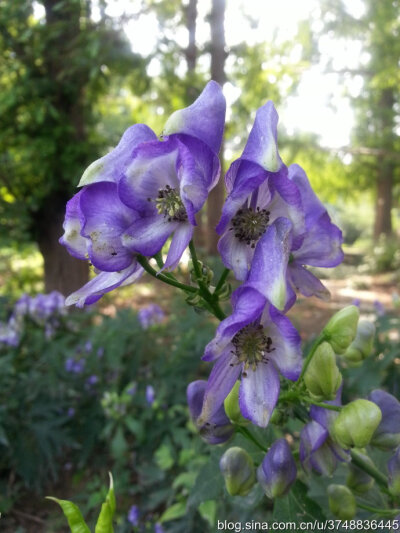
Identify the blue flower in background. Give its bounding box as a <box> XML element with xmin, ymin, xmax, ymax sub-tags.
<box><xmin>138</xmin><ymin>304</ymin><xmax>165</xmax><ymax>329</ymax></box>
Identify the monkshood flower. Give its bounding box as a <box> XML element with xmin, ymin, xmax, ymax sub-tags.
<box><xmin>187</xmin><ymin>380</ymin><xmax>234</xmax><ymax>444</ymax></box>
<box><xmin>127</xmin><ymin>505</ymin><xmax>140</xmax><ymax>527</ymax></box>
<box><xmin>216</xmin><ymin>101</ymin><xmax>304</xmax><ymax>287</ymax></box>
<box><xmin>369</xmin><ymin>390</ymin><xmax>400</xmax><ymax>450</ymax></box>
<box><xmin>257</xmin><ymin>438</ymin><xmax>297</xmax><ymax>498</ymax></box>
<box><xmin>0</xmin><ymin>319</ymin><xmax>20</xmax><ymax>347</ymax></box>
<box><xmin>146</xmin><ymin>385</ymin><xmax>155</xmax><ymax>406</ymax></box>
<box><xmin>60</xmin><ymin>182</ymin><xmax>144</xmax><ymax>307</ymax></box>
<box><xmin>199</xmin><ymin>269</ymin><xmax>302</xmax><ymax>427</ymax></box>
<box><xmin>29</xmin><ymin>291</ymin><xmax>65</xmax><ymax>321</ymax></box>
<box><xmin>154</xmin><ymin>523</ymin><xmax>165</xmax><ymax>533</ymax></box>
<box><xmin>300</xmin><ymin>389</ymin><xmax>349</xmax><ymax>476</ymax></box>
<box><xmin>119</xmin><ymin>81</ymin><xmax>225</xmax><ymax>270</ymax></box>
<box><xmin>13</xmin><ymin>293</ymin><xmax>30</xmax><ymax>317</ymax></box>
<box><xmin>138</xmin><ymin>304</ymin><xmax>165</xmax><ymax>329</ymax></box>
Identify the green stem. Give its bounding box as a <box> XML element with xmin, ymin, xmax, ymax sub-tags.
<box><xmin>298</xmin><ymin>333</ymin><xmax>326</xmax><ymax>381</ymax></box>
<box><xmin>350</xmin><ymin>449</ymin><xmax>389</xmax><ymax>492</ymax></box>
<box><xmin>357</xmin><ymin>502</ymin><xmax>399</xmax><ymax>517</ymax></box>
<box><xmin>236</xmin><ymin>426</ymin><xmax>267</xmax><ymax>452</ymax></box>
<box><xmin>214</xmin><ymin>268</ymin><xmax>230</xmax><ymax>295</ymax></box>
<box><xmin>303</xmin><ymin>399</ymin><xmax>342</xmax><ymax>412</ymax></box>
<box><xmin>137</xmin><ymin>256</ymin><xmax>197</xmax><ymax>294</ymax></box>
<box><xmin>188</xmin><ymin>240</ymin><xmax>226</xmax><ymax>320</ymax></box>
<box><xmin>152</xmin><ymin>252</ymin><xmax>176</xmax><ymax>280</ymax></box>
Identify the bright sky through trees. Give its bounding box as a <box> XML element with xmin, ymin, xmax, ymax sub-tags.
<box><xmin>33</xmin><ymin>0</ymin><xmax>368</xmax><ymax>148</ymax></box>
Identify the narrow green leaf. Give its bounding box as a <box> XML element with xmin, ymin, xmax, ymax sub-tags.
<box><xmin>46</xmin><ymin>497</ymin><xmax>91</xmax><ymax>533</ymax></box>
<box><xmin>160</xmin><ymin>502</ymin><xmax>187</xmax><ymax>523</ymax></box>
<box><xmin>94</xmin><ymin>473</ymin><xmax>116</xmax><ymax>533</ymax></box>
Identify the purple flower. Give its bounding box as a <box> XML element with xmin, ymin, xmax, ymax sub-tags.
<box><xmin>199</xmin><ymin>281</ymin><xmax>302</xmax><ymax>428</ymax></box>
<box><xmin>374</xmin><ymin>300</ymin><xmax>386</xmax><ymax>317</ymax></box>
<box><xmin>257</xmin><ymin>439</ymin><xmax>297</xmax><ymax>498</ymax></box>
<box><xmin>138</xmin><ymin>304</ymin><xmax>165</xmax><ymax>329</ymax></box>
<box><xmin>86</xmin><ymin>375</ymin><xmax>99</xmax><ymax>386</ymax></box>
<box><xmin>119</xmin><ymin>81</ymin><xmax>226</xmax><ymax>270</ymax></box>
<box><xmin>187</xmin><ymin>380</ymin><xmax>234</xmax><ymax>444</ymax></box>
<box><xmin>216</xmin><ymin>102</ymin><xmax>304</xmax><ymax>286</ymax></box>
<box><xmin>0</xmin><ymin>321</ymin><xmax>20</xmax><ymax>347</ymax></box>
<box><xmin>67</xmin><ymin>407</ymin><xmax>75</xmax><ymax>417</ymax></box>
<box><xmin>14</xmin><ymin>293</ymin><xmax>30</xmax><ymax>317</ymax></box>
<box><xmin>300</xmin><ymin>389</ymin><xmax>349</xmax><ymax>476</ymax></box>
<box><xmin>97</xmin><ymin>347</ymin><xmax>104</xmax><ymax>358</ymax></box>
<box><xmin>85</xmin><ymin>341</ymin><xmax>93</xmax><ymax>352</ymax></box>
<box><xmin>29</xmin><ymin>291</ymin><xmax>65</xmax><ymax>320</ymax></box>
<box><xmin>368</xmin><ymin>390</ymin><xmax>400</xmax><ymax>450</ymax></box>
<box><xmin>126</xmin><ymin>383</ymin><xmax>137</xmax><ymax>396</ymax></box>
<box><xmin>154</xmin><ymin>524</ymin><xmax>165</xmax><ymax>533</ymax></box>
<box><xmin>146</xmin><ymin>385</ymin><xmax>155</xmax><ymax>405</ymax></box>
<box><xmin>65</xmin><ymin>357</ymin><xmax>85</xmax><ymax>374</ymax></box>
<box><xmin>388</xmin><ymin>447</ymin><xmax>400</xmax><ymax>496</ymax></box>
<box><xmin>60</xmin><ymin>183</ymin><xmax>145</xmax><ymax>308</ymax></box>
<box><xmin>127</xmin><ymin>505</ymin><xmax>140</xmax><ymax>526</ymax></box>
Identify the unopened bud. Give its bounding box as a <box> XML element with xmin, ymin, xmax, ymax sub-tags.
<box><xmin>388</xmin><ymin>448</ymin><xmax>400</xmax><ymax>496</ymax></box>
<box><xmin>342</xmin><ymin>320</ymin><xmax>375</xmax><ymax>367</ymax></box>
<box><xmin>257</xmin><ymin>439</ymin><xmax>297</xmax><ymax>499</ymax></box>
<box><xmin>304</xmin><ymin>342</ymin><xmax>342</xmax><ymax>401</ymax></box>
<box><xmin>346</xmin><ymin>451</ymin><xmax>374</xmax><ymax>493</ymax></box>
<box><xmin>327</xmin><ymin>484</ymin><xmax>356</xmax><ymax>520</ymax></box>
<box><xmin>332</xmin><ymin>400</ymin><xmax>382</xmax><ymax>449</ymax></box>
<box><xmin>219</xmin><ymin>447</ymin><xmax>256</xmax><ymax>496</ymax></box>
<box><xmin>224</xmin><ymin>381</ymin><xmax>249</xmax><ymax>426</ymax></box>
<box><xmin>323</xmin><ymin>306</ymin><xmax>359</xmax><ymax>354</ymax></box>
<box><xmin>368</xmin><ymin>390</ymin><xmax>400</xmax><ymax>450</ymax></box>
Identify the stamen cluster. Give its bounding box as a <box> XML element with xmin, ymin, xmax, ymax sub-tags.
<box><xmin>231</xmin><ymin>324</ymin><xmax>273</xmax><ymax>372</ymax></box>
<box><xmin>155</xmin><ymin>184</ymin><xmax>187</xmax><ymax>222</ymax></box>
<box><xmin>231</xmin><ymin>207</ymin><xmax>270</xmax><ymax>248</ymax></box>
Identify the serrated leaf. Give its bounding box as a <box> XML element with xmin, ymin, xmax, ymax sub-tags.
<box><xmin>160</xmin><ymin>501</ymin><xmax>187</xmax><ymax>523</ymax></box>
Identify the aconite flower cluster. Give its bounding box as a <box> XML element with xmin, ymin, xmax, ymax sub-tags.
<box><xmin>60</xmin><ymin>82</ymin><xmax>399</xmax><ymax>515</ymax></box>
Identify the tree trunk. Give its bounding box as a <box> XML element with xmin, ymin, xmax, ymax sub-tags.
<box><xmin>373</xmin><ymin>88</ymin><xmax>395</xmax><ymax>240</ymax></box>
<box><xmin>207</xmin><ymin>0</ymin><xmax>226</xmax><ymax>254</ymax></box>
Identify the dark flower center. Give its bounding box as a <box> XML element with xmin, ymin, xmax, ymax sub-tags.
<box><xmin>231</xmin><ymin>324</ymin><xmax>274</xmax><ymax>373</ymax></box>
<box><xmin>154</xmin><ymin>184</ymin><xmax>187</xmax><ymax>222</ymax></box>
<box><xmin>230</xmin><ymin>207</ymin><xmax>270</xmax><ymax>247</ymax></box>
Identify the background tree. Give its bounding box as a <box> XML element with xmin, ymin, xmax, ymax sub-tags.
<box><xmin>0</xmin><ymin>0</ymin><xmax>147</xmax><ymax>294</ymax></box>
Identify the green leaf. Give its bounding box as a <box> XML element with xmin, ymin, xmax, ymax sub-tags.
<box><xmin>160</xmin><ymin>501</ymin><xmax>187</xmax><ymax>523</ymax></box>
<box><xmin>172</xmin><ymin>471</ymin><xmax>197</xmax><ymax>490</ymax></box>
<box><xmin>111</xmin><ymin>426</ymin><xmax>128</xmax><ymax>460</ymax></box>
<box><xmin>272</xmin><ymin>481</ymin><xmax>326</xmax><ymax>523</ymax></box>
<box><xmin>46</xmin><ymin>497</ymin><xmax>91</xmax><ymax>533</ymax></box>
<box><xmin>198</xmin><ymin>500</ymin><xmax>217</xmax><ymax>528</ymax></box>
<box><xmin>155</xmin><ymin>443</ymin><xmax>174</xmax><ymax>470</ymax></box>
<box><xmin>187</xmin><ymin>454</ymin><xmax>224</xmax><ymax>509</ymax></box>
<box><xmin>94</xmin><ymin>474</ymin><xmax>116</xmax><ymax>533</ymax></box>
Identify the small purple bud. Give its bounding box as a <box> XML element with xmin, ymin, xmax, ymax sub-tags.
<box><xmin>369</xmin><ymin>390</ymin><xmax>400</xmax><ymax>450</ymax></box>
<box><xmin>146</xmin><ymin>385</ymin><xmax>155</xmax><ymax>405</ymax></box>
<box><xmin>86</xmin><ymin>375</ymin><xmax>99</xmax><ymax>386</ymax></box>
<box><xmin>127</xmin><ymin>383</ymin><xmax>137</xmax><ymax>396</ymax></box>
<box><xmin>72</xmin><ymin>359</ymin><xmax>85</xmax><ymax>374</ymax></box>
<box><xmin>154</xmin><ymin>524</ymin><xmax>165</xmax><ymax>533</ymax></box>
<box><xmin>85</xmin><ymin>341</ymin><xmax>93</xmax><ymax>352</ymax></box>
<box><xmin>388</xmin><ymin>447</ymin><xmax>400</xmax><ymax>496</ymax></box>
<box><xmin>219</xmin><ymin>447</ymin><xmax>256</xmax><ymax>496</ymax></box>
<box><xmin>127</xmin><ymin>505</ymin><xmax>140</xmax><ymax>526</ymax></box>
<box><xmin>65</xmin><ymin>357</ymin><xmax>75</xmax><ymax>372</ymax></box>
<box><xmin>351</xmin><ymin>298</ymin><xmax>361</xmax><ymax>308</ymax></box>
<box><xmin>67</xmin><ymin>407</ymin><xmax>75</xmax><ymax>418</ymax></box>
<box><xmin>257</xmin><ymin>439</ymin><xmax>297</xmax><ymax>498</ymax></box>
<box><xmin>187</xmin><ymin>380</ymin><xmax>234</xmax><ymax>445</ymax></box>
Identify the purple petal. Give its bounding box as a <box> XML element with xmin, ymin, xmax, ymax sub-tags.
<box><xmin>308</xmin><ymin>442</ymin><xmax>338</xmax><ymax>476</ymax></box>
<box><xmin>369</xmin><ymin>390</ymin><xmax>400</xmax><ymax>449</ymax></box>
<box><xmin>163</xmin><ymin>81</ymin><xmax>226</xmax><ymax>154</ymax></box>
<box><xmin>288</xmin><ymin>164</ymin><xmax>326</xmax><ymax>230</ymax></box>
<box><xmin>289</xmin><ymin>264</ymin><xmax>330</xmax><ymax>301</ymax></box>
<box><xmin>246</xmin><ymin>218</ymin><xmax>292</xmax><ymax>311</ymax></box>
<box><xmin>163</xmin><ymin>223</ymin><xmax>193</xmax><ymax>270</ymax></box>
<box><xmin>241</xmin><ymin>101</ymin><xmax>283</xmax><ymax>172</ymax></box>
<box><xmin>217</xmin><ymin>229</ymin><xmax>253</xmax><ymax>281</ymax></box>
<box><xmin>65</xmin><ymin>264</ymin><xmax>143</xmax><ymax>308</ymax></box>
<box><xmin>203</xmin><ymin>286</ymin><xmax>265</xmax><ymax>361</ymax></box>
<box><xmin>122</xmin><ymin>215</ymin><xmax>177</xmax><ymax>257</ymax></box>
<box><xmin>310</xmin><ymin>385</ymin><xmax>342</xmax><ymax>430</ymax></box>
<box><xmin>267</xmin><ymin>306</ymin><xmax>302</xmax><ymax>380</ymax></box>
<box><xmin>239</xmin><ymin>360</ymin><xmax>280</xmax><ymax>427</ymax></box>
<box><xmin>59</xmin><ymin>191</ymin><xmax>88</xmax><ymax>260</ymax></box>
<box><xmin>294</xmin><ymin>212</ymin><xmax>344</xmax><ymax>268</ymax></box>
<box><xmin>119</xmin><ymin>138</ymin><xmax>180</xmax><ymax>214</ymax></box>
<box><xmin>80</xmin><ymin>182</ymin><xmax>137</xmax><ymax>272</ymax></box>
<box><xmin>79</xmin><ymin>124</ymin><xmax>157</xmax><ymax>186</ymax></box>
<box><xmin>299</xmin><ymin>421</ymin><xmax>329</xmax><ymax>463</ymax></box>
<box><xmin>199</xmin><ymin>350</ymin><xmax>241</xmax><ymax>423</ymax></box>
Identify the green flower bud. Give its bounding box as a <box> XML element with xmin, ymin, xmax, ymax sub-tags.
<box><xmin>224</xmin><ymin>381</ymin><xmax>249</xmax><ymax>426</ymax></box>
<box><xmin>332</xmin><ymin>400</ymin><xmax>382</xmax><ymax>448</ymax></box>
<box><xmin>346</xmin><ymin>451</ymin><xmax>374</xmax><ymax>493</ymax></box>
<box><xmin>304</xmin><ymin>342</ymin><xmax>342</xmax><ymax>401</ymax></box>
<box><xmin>219</xmin><ymin>447</ymin><xmax>256</xmax><ymax>496</ymax></box>
<box><xmin>342</xmin><ymin>320</ymin><xmax>375</xmax><ymax>367</ymax></box>
<box><xmin>327</xmin><ymin>484</ymin><xmax>356</xmax><ymax>520</ymax></box>
<box><xmin>323</xmin><ymin>306</ymin><xmax>359</xmax><ymax>354</ymax></box>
